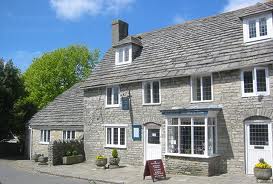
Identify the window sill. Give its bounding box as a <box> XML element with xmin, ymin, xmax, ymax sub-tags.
<box><xmin>39</xmin><ymin>142</ymin><xmax>49</xmax><ymax>145</ymax></box>
<box><xmin>242</xmin><ymin>93</ymin><xmax>270</xmax><ymax>98</ymax></box>
<box><xmin>114</xmin><ymin>62</ymin><xmax>132</xmax><ymax>67</ymax></box>
<box><xmin>142</xmin><ymin>103</ymin><xmax>161</xmax><ymax>106</ymax></box>
<box><xmin>165</xmin><ymin>153</ymin><xmax>220</xmax><ymax>158</ymax></box>
<box><xmin>104</xmin><ymin>145</ymin><xmax>127</xmax><ymax>149</ymax></box>
<box><xmin>105</xmin><ymin>105</ymin><xmax>120</xmax><ymax>108</ymax></box>
<box><xmin>244</xmin><ymin>37</ymin><xmax>273</xmax><ymax>45</ymax></box>
<box><xmin>190</xmin><ymin>100</ymin><xmax>213</xmax><ymax>104</ymax></box>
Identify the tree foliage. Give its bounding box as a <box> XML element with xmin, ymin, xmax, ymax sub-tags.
<box><xmin>23</xmin><ymin>45</ymin><xmax>99</xmax><ymax>109</ymax></box>
<box><xmin>0</xmin><ymin>59</ymin><xmax>27</xmax><ymax>139</ymax></box>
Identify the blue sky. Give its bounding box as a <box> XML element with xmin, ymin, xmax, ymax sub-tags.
<box><xmin>0</xmin><ymin>0</ymin><xmax>261</xmax><ymax>72</ymax></box>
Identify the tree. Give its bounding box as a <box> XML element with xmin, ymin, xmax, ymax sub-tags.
<box><xmin>23</xmin><ymin>45</ymin><xmax>99</xmax><ymax>109</ymax></box>
<box><xmin>0</xmin><ymin>59</ymin><xmax>26</xmax><ymax>140</ymax></box>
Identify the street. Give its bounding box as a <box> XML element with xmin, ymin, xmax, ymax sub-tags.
<box><xmin>0</xmin><ymin>160</ymin><xmax>91</xmax><ymax>184</ymax></box>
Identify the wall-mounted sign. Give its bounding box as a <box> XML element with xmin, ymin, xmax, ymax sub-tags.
<box><xmin>132</xmin><ymin>124</ymin><xmax>142</xmax><ymax>141</ymax></box>
<box><xmin>121</xmin><ymin>97</ymin><xmax>130</xmax><ymax>110</ymax></box>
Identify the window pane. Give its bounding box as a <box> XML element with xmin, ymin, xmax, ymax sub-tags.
<box><xmin>113</xmin><ymin>87</ymin><xmax>119</xmax><ymax>104</ymax></box>
<box><xmin>72</xmin><ymin>131</ymin><xmax>75</xmax><ymax>139</ymax></box>
<box><xmin>259</xmin><ymin>17</ymin><xmax>267</xmax><ymax>36</ymax></box>
<box><xmin>250</xmin><ymin>124</ymin><xmax>268</xmax><ymax>145</ymax></box>
<box><xmin>180</xmin><ymin>118</ymin><xmax>191</xmax><ymax>125</ymax></box>
<box><xmin>152</xmin><ymin>81</ymin><xmax>160</xmax><ymax>103</ymax></box>
<box><xmin>148</xmin><ymin>129</ymin><xmax>160</xmax><ymax>144</ymax></box>
<box><xmin>192</xmin><ymin>77</ymin><xmax>201</xmax><ymax>101</ymax></box>
<box><xmin>107</xmin><ymin>128</ymin><xmax>112</xmax><ymax>144</ymax></box>
<box><xmin>194</xmin><ymin>127</ymin><xmax>205</xmax><ymax>154</ymax></box>
<box><xmin>119</xmin><ymin>49</ymin><xmax>123</xmax><ymax>63</ymax></box>
<box><xmin>47</xmin><ymin>130</ymin><xmax>50</xmax><ymax>142</ymax></box>
<box><xmin>167</xmin><ymin>126</ymin><xmax>178</xmax><ymax>153</ymax></box>
<box><xmin>67</xmin><ymin>131</ymin><xmax>70</xmax><ymax>140</ymax></box>
<box><xmin>244</xmin><ymin>71</ymin><xmax>253</xmax><ymax>93</ymax></box>
<box><xmin>169</xmin><ymin>118</ymin><xmax>178</xmax><ymax>125</ymax></box>
<box><xmin>44</xmin><ymin>130</ymin><xmax>47</xmax><ymax>142</ymax></box>
<box><xmin>40</xmin><ymin>130</ymin><xmax>43</xmax><ymax>142</ymax></box>
<box><xmin>120</xmin><ymin>128</ymin><xmax>125</xmax><ymax>145</ymax></box>
<box><xmin>256</xmin><ymin>69</ymin><xmax>266</xmax><ymax>92</ymax></box>
<box><xmin>208</xmin><ymin>127</ymin><xmax>215</xmax><ymax>156</ymax></box>
<box><xmin>249</xmin><ymin>20</ymin><xmax>256</xmax><ymax>38</ymax></box>
<box><xmin>63</xmin><ymin>131</ymin><xmax>66</xmax><ymax>140</ymax></box>
<box><xmin>194</xmin><ymin>117</ymin><xmax>205</xmax><ymax>125</ymax></box>
<box><xmin>202</xmin><ymin>76</ymin><xmax>212</xmax><ymax>100</ymax></box>
<box><xmin>107</xmin><ymin>88</ymin><xmax>112</xmax><ymax>105</ymax></box>
<box><xmin>113</xmin><ymin>128</ymin><xmax>118</xmax><ymax>145</ymax></box>
<box><xmin>180</xmin><ymin>126</ymin><xmax>192</xmax><ymax>154</ymax></box>
<box><xmin>208</xmin><ymin>117</ymin><xmax>216</xmax><ymax>126</ymax></box>
<box><xmin>124</xmin><ymin>47</ymin><xmax>129</xmax><ymax>61</ymax></box>
<box><xmin>144</xmin><ymin>82</ymin><xmax>151</xmax><ymax>103</ymax></box>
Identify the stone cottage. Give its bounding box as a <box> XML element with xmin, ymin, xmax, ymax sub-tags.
<box><xmin>81</xmin><ymin>2</ymin><xmax>273</xmax><ymax>176</ymax></box>
<box><xmin>28</xmin><ymin>83</ymin><xmax>84</xmax><ymax>157</ymax></box>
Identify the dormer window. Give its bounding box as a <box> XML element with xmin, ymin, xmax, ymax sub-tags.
<box><xmin>243</xmin><ymin>12</ymin><xmax>273</xmax><ymax>43</ymax></box>
<box><xmin>115</xmin><ymin>45</ymin><xmax>132</xmax><ymax>65</ymax></box>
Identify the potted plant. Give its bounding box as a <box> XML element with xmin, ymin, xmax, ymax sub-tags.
<box><xmin>109</xmin><ymin>148</ymin><xmax>120</xmax><ymax>168</ymax></box>
<box><xmin>32</xmin><ymin>153</ymin><xmax>41</xmax><ymax>162</ymax></box>
<box><xmin>62</xmin><ymin>150</ymin><xmax>84</xmax><ymax>165</ymax></box>
<box><xmin>95</xmin><ymin>155</ymin><xmax>107</xmax><ymax>168</ymax></box>
<box><xmin>254</xmin><ymin>158</ymin><xmax>272</xmax><ymax>181</ymax></box>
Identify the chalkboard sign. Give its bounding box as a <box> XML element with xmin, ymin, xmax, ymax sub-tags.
<box><xmin>143</xmin><ymin>159</ymin><xmax>166</xmax><ymax>182</ymax></box>
<box><xmin>121</xmin><ymin>97</ymin><xmax>130</xmax><ymax>110</ymax></box>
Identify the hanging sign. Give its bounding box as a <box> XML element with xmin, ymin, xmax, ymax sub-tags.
<box><xmin>143</xmin><ymin>159</ymin><xmax>166</xmax><ymax>182</ymax></box>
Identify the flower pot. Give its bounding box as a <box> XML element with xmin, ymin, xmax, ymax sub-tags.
<box><xmin>63</xmin><ymin>155</ymin><xmax>84</xmax><ymax>165</ymax></box>
<box><xmin>96</xmin><ymin>158</ymin><xmax>107</xmax><ymax>167</ymax></box>
<box><xmin>254</xmin><ymin>168</ymin><xmax>272</xmax><ymax>180</ymax></box>
<box><xmin>109</xmin><ymin>157</ymin><xmax>120</xmax><ymax>166</ymax></box>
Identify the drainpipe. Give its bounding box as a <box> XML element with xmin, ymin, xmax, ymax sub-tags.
<box><xmin>28</xmin><ymin>126</ymin><xmax>32</xmax><ymax>160</ymax></box>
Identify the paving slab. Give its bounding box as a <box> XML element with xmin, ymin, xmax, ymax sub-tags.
<box><xmin>9</xmin><ymin>160</ymin><xmax>262</xmax><ymax>184</ymax></box>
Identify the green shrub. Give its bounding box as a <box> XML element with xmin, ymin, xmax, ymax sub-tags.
<box><xmin>112</xmin><ymin>148</ymin><xmax>118</xmax><ymax>158</ymax></box>
<box><xmin>65</xmin><ymin>150</ymin><xmax>72</xmax><ymax>156</ymax></box>
<box><xmin>72</xmin><ymin>150</ymin><xmax>78</xmax><ymax>156</ymax></box>
<box><xmin>96</xmin><ymin>155</ymin><xmax>106</xmax><ymax>160</ymax></box>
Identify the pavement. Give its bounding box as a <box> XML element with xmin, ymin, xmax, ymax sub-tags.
<box><xmin>0</xmin><ymin>159</ymin><xmax>91</xmax><ymax>184</ymax></box>
<box><xmin>3</xmin><ymin>159</ymin><xmax>261</xmax><ymax>184</ymax></box>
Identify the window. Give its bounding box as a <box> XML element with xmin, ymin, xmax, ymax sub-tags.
<box><xmin>106</xmin><ymin>86</ymin><xmax>120</xmax><ymax>107</ymax></box>
<box><xmin>143</xmin><ymin>81</ymin><xmax>160</xmax><ymax>105</ymax></box>
<box><xmin>105</xmin><ymin>125</ymin><xmax>126</xmax><ymax>148</ymax></box>
<box><xmin>191</xmin><ymin>75</ymin><xmax>212</xmax><ymax>102</ymax></box>
<box><xmin>166</xmin><ymin>117</ymin><xmax>217</xmax><ymax>157</ymax></box>
<box><xmin>63</xmin><ymin>130</ymin><xmax>76</xmax><ymax>140</ymax></box>
<box><xmin>115</xmin><ymin>45</ymin><xmax>132</xmax><ymax>65</ymax></box>
<box><xmin>243</xmin><ymin>13</ymin><xmax>273</xmax><ymax>43</ymax></box>
<box><xmin>40</xmin><ymin>130</ymin><xmax>50</xmax><ymax>143</ymax></box>
<box><xmin>241</xmin><ymin>67</ymin><xmax>269</xmax><ymax>97</ymax></box>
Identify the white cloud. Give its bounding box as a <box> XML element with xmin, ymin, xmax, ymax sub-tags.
<box><xmin>50</xmin><ymin>0</ymin><xmax>135</xmax><ymax>21</ymax></box>
<box><xmin>223</xmin><ymin>0</ymin><xmax>263</xmax><ymax>12</ymax></box>
<box><xmin>173</xmin><ymin>14</ymin><xmax>186</xmax><ymax>24</ymax></box>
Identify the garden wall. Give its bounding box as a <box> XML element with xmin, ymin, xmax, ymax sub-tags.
<box><xmin>48</xmin><ymin>140</ymin><xmax>85</xmax><ymax>165</ymax></box>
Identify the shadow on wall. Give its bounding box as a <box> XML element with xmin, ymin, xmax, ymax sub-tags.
<box><xmin>217</xmin><ymin>110</ymin><xmax>234</xmax><ymax>174</ymax></box>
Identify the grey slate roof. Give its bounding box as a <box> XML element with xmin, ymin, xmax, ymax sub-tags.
<box><xmin>82</xmin><ymin>2</ymin><xmax>273</xmax><ymax>89</ymax></box>
<box><xmin>29</xmin><ymin>82</ymin><xmax>83</xmax><ymax>128</ymax></box>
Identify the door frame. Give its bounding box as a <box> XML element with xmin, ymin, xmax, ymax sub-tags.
<box><xmin>143</xmin><ymin>123</ymin><xmax>162</xmax><ymax>165</ymax></box>
<box><xmin>245</xmin><ymin>120</ymin><xmax>272</xmax><ymax>174</ymax></box>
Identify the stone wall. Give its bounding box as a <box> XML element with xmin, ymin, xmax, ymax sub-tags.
<box><xmin>31</xmin><ymin>128</ymin><xmax>83</xmax><ymax>157</ymax></box>
<box><xmin>48</xmin><ymin>140</ymin><xmax>85</xmax><ymax>165</ymax></box>
<box><xmin>84</xmin><ymin>64</ymin><xmax>273</xmax><ymax>175</ymax></box>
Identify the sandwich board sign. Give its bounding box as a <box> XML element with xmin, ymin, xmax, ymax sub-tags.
<box><xmin>143</xmin><ymin>159</ymin><xmax>166</xmax><ymax>182</ymax></box>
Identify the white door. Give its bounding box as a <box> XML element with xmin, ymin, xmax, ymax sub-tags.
<box><xmin>145</xmin><ymin>128</ymin><xmax>161</xmax><ymax>162</ymax></box>
<box><xmin>245</xmin><ymin>122</ymin><xmax>272</xmax><ymax>174</ymax></box>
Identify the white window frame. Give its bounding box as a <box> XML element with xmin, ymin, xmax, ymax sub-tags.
<box><xmin>241</xmin><ymin>66</ymin><xmax>270</xmax><ymax>97</ymax></box>
<box><xmin>243</xmin><ymin>12</ymin><xmax>273</xmax><ymax>43</ymax></box>
<box><xmin>40</xmin><ymin>129</ymin><xmax>50</xmax><ymax>144</ymax></box>
<box><xmin>142</xmin><ymin>80</ymin><xmax>161</xmax><ymax>105</ymax></box>
<box><xmin>63</xmin><ymin>130</ymin><xmax>76</xmax><ymax>140</ymax></box>
<box><xmin>165</xmin><ymin>116</ymin><xmax>218</xmax><ymax>158</ymax></box>
<box><xmin>104</xmin><ymin>124</ymin><xmax>127</xmax><ymax>149</ymax></box>
<box><xmin>105</xmin><ymin>86</ymin><xmax>120</xmax><ymax>108</ymax></box>
<box><xmin>115</xmin><ymin>45</ymin><xmax>132</xmax><ymax>66</ymax></box>
<box><xmin>190</xmin><ymin>75</ymin><xmax>213</xmax><ymax>103</ymax></box>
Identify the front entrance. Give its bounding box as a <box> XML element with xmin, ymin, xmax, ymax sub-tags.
<box><xmin>245</xmin><ymin>121</ymin><xmax>272</xmax><ymax>174</ymax></box>
<box><xmin>144</xmin><ymin>123</ymin><xmax>161</xmax><ymax>163</ymax></box>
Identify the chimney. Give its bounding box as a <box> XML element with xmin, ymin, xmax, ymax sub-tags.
<box><xmin>112</xmin><ymin>20</ymin><xmax>128</xmax><ymax>46</ymax></box>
